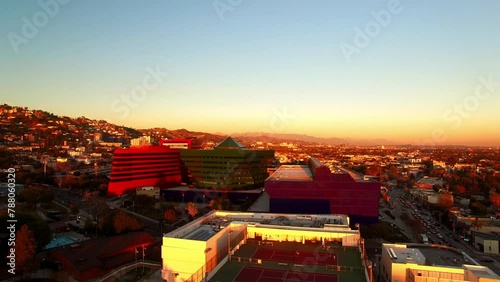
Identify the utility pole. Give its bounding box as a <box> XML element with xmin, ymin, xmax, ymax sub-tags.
<box><xmin>142</xmin><ymin>245</ymin><xmax>146</xmax><ymax>274</ymax></box>
<box><xmin>227</xmin><ymin>230</ymin><xmax>233</xmax><ymax>260</ymax></box>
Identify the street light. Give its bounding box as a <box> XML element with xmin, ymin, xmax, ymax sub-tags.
<box><xmin>142</xmin><ymin>245</ymin><xmax>147</xmax><ymax>274</ymax></box>
<box><xmin>227</xmin><ymin>230</ymin><xmax>233</xmax><ymax>260</ymax></box>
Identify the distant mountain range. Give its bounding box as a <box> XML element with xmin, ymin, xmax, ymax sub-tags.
<box><xmin>230</xmin><ymin>132</ymin><xmax>396</xmax><ymax>146</ymax></box>
<box><xmin>1</xmin><ymin>103</ymin><xmax>395</xmax><ymax>146</ymax></box>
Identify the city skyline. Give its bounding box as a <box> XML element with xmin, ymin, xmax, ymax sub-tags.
<box><xmin>1</xmin><ymin>1</ymin><xmax>500</xmax><ymax>146</ymax></box>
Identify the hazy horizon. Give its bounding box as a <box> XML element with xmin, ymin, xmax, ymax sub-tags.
<box><xmin>1</xmin><ymin>1</ymin><xmax>499</xmax><ymax>146</ymax></box>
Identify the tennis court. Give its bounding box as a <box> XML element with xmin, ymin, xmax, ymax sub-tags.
<box><xmin>252</xmin><ymin>248</ymin><xmax>338</xmax><ymax>266</ymax></box>
<box><xmin>233</xmin><ymin>266</ymin><xmax>338</xmax><ymax>282</ymax></box>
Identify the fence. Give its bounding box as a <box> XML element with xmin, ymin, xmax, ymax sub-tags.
<box><xmin>247</xmin><ymin>240</ymin><xmax>274</xmax><ymax>246</ymax></box>
<box><xmin>230</xmin><ymin>256</ymin><xmax>263</xmax><ymax>264</ymax></box>
<box><xmin>185</xmin><ymin>231</ymin><xmax>245</xmax><ymax>282</ymax></box>
<box><xmin>96</xmin><ymin>260</ymin><xmax>161</xmax><ymax>282</ymax></box>
<box><xmin>228</xmin><ymin>256</ymin><xmax>364</xmax><ymax>273</ymax></box>
<box><xmin>326</xmin><ymin>265</ymin><xmax>364</xmax><ymax>272</ymax></box>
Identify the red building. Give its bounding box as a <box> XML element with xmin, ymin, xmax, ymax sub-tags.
<box><xmin>108</xmin><ymin>146</ymin><xmax>181</xmax><ymax>196</ymax></box>
<box><xmin>264</xmin><ymin>158</ymin><xmax>380</xmax><ymax>224</ymax></box>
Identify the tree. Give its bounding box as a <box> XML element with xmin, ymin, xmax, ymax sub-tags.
<box><xmin>490</xmin><ymin>193</ymin><xmax>500</xmax><ymax>208</ymax></box>
<box><xmin>18</xmin><ymin>187</ymin><xmax>55</xmax><ymax>207</ymax></box>
<box><xmin>454</xmin><ymin>185</ymin><xmax>466</xmax><ymax>194</ymax></box>
<box><xmin>186</xmin><ymin>202</ymin><xmax>198</xmax><ymax>218</ymax></box>
<box><xmin>366</xmin><ymin>165</ymin><xmax>382</xmax><ymax>176</ymax></box>
<box><xmin>16</xmin><ymin>225</ymin><xmax>37</xmax><ymax>276</ymax></box>
<box><xmin>208</xmin><ymin>197</ymin><xmax>232</xmax><ymax>210</ymax></box>
<box><xmin>82</xmin><ymin>193</ymin><xmax>110</xmax><ymax>222</ymax></box>
<box><xmin>113</xmin><ymin>211</ymin><xmax>143</xmax><ymax>234</ymax></box>
<box><xmin>164</xmin><ymin>209</ymin><xmax>177</xmax><ymax>224</ymax></box>
<box><xmin>0</xmin><ymin>213</ymin><xmax>51</xmax><ymax>254</ymax></box>
<box><xmin>437</xmin><ymin>193</ymin><xmax>454</xmax><ymax>209</ymax></box>
<box><xmin>470</xmin><ymin>202</ymin><xmax>487</xmax><ymax>215</ymax></box>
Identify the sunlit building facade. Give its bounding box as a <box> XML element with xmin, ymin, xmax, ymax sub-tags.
<box><xmin>180</xmin><ymin>137</ymin><xmax>274</xmax><ymax>190</ymax></box>
<box><xmin>161</xmin><ymin>211</ymin><xmax>362</xmax><ymax>282</ymax></box>
<box><xmin>380</xmin><ymin>243</ymin><xmax>500</xmax><ymax>282</ymax></box>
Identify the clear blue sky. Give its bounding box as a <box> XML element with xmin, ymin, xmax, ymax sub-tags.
<box><xmin>1</xmin><ymin>0</ymin><xmax>499</xmax><ymax>145</ymax></box>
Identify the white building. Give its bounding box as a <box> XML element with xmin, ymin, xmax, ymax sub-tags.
<box><xmin>131</xmin><ymin>136</ymin><xmax>151</xmax><ymax>146</ymax></box>
<box><xmin>162</xmin><ymin>211</ymin><xmax>364</xmax><ymax>282</ymax></box>
<box><xmin>380</xmin><ymin>243</ymin><xmax>500</xmax><ymax>282</ymax></box>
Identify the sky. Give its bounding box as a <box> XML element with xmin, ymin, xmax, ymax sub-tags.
<box><xmin>1</xmin><ymin>0</ymin><xmax>499</xmax><ymax>146</ymax></box>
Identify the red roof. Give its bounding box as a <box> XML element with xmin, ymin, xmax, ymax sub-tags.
<box><xmin>48</xmin><ymin>231</ymin><xmax>155</xmax><ymax>278</ymax></box>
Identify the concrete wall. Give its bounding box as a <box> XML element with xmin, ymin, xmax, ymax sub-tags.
<box><xmin>162</xmin><ymin>237</ymin><xmax>206</xmax><ymax>282</ymax></box>
<box><xmin>246</xmin><ymin>225</ymin><xmax>359</xmax><ymax>246</ymax></box>
<box><xmin>381</xmin><ymin>244</ymin><xmax>465</xmax><ymax>282</ymax></box>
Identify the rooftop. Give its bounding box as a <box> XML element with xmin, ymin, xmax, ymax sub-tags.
<box><xmin>266</xmin><ymin>163</ymin><xmax>373</xmax><ymax>183</ymax></box>
<box><xmin>464</xmin><ymin>265</ymin><xmax>500</xmax><ymax>279</ymax></box>
<box><xmin>214</xmin><ymin>137</ymin><xmax>247</xmax><ymax>150</ymax></box>
<box><xmin>386</xmin><ymin>244</ymin><xmax>475</xmax><ymax>268</ymax></box>
<box><xmin>266</xmin><ymin>165</ymin><xmax>313</xmax><ymax>181</ymax></box>
<box><xmin>388</xmin><ymin>247</ymin><xmax>426</xmax><ymax>265</ymax></box>
<box><xmin>166</xmin><ymin>211</ymin><xmax>352</xmax><ymax>241</ymax></box>
<box><xmin>184</xmin><ymin>225</ymin><xmax>217</xmax><ymax>241</ymax></box>
<box><xmin>334</xmin><ymin>167</ymin><xmax>372</xmax><ymax>182</ymax></box>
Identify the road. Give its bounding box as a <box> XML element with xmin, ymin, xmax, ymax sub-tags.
<box><xmin>383</xmin><ymin>187</ymin><xmax>500</xmax><ymax>276</ymax></box>
<box><xmin>379</xmin><ymin>187</ymin><xmax>417</xmax><ymax>242</ymax></box>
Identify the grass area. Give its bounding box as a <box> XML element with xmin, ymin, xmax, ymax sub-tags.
<box><xmin>209</xmin><ymin>261</ymin><xmax>245</xmax><ymax>282</ymax></box>
<box><xmin>339</xmin><ymin>249</ymin><xmax>363</xmax><ymax>268</ymax></box>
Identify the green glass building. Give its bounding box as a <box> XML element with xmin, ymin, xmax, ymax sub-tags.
<box><xmin>180</xmin><ymin>137</ymin><xmax>274</xmax><ymax>190</ymax></box>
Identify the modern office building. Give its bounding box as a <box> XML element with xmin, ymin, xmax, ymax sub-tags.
<box><xmin>108</xmin><ymin>146</ymin><xmax>181</xmax><ymax>196</ymax></box>
<box><xmin>180</xmin><ymin>137</ymin><xmax>274</xmax><ymax>190</ymax></box>
<box><xmin>380</xmin><ymin>243</ymin><xmax>500</xmax><ymax>282</ymax></box>
<box><xmin>161</xmin><ymin>211</ymin><xmax>367</xmax><ymax>282</ymax></box>
<box><xmin>264</xmin><ymin>158</ymin><xmax>380</xmax><ymax>224</ymax></box>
